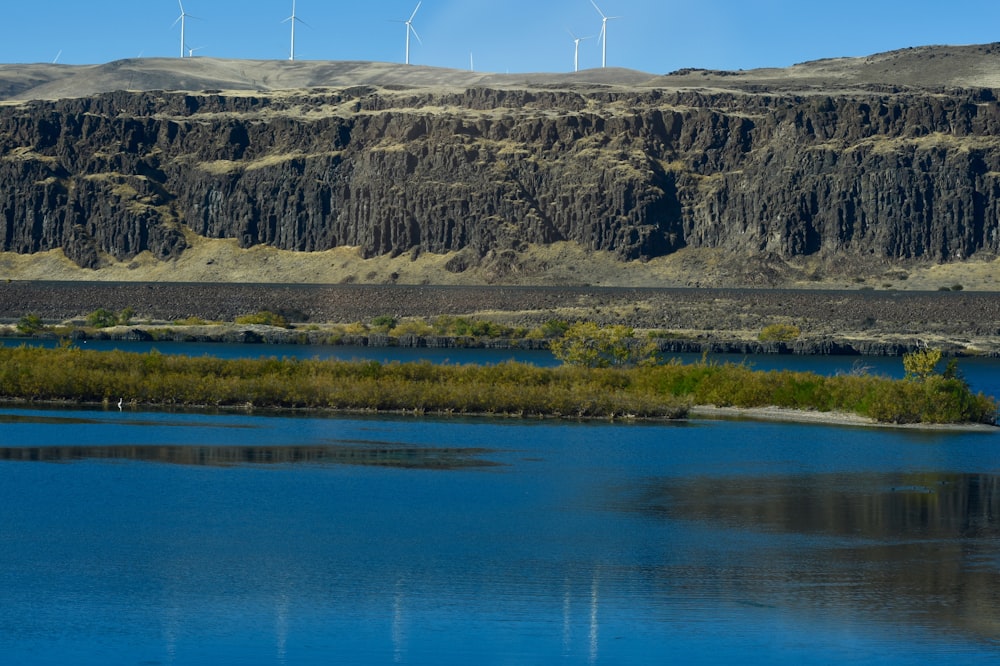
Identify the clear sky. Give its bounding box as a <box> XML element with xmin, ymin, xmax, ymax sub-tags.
<box><xmin>6</xmin><ymin>1</ymin><xmax>1000</xmax><ymax>74</ymax></box>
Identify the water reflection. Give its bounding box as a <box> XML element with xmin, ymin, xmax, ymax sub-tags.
<box><xmin>0</xmin><ymin>442</ymin><xmax>499</xmax><ymax>469</ymax></box>
<box><xmin>0</xmin><ymin>412</ymin><xmax>254</xmax><ymax>428</ymax></box>
<box><xmin>637</xmin><ymin>472</ymin><xmax>999</xmax><ymax>538</ymax></box>
<box><xmin>630</xmin><ymin>472</ymin><xmax>1000</xmax><ymax>642</ymax></box>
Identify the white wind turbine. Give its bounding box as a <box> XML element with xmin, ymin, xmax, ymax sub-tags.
<box><xmin>395</xmin><ymin>2</ymin><xmax>422</xmax><ymax>65</ymax></box>
<box><xmin>568</xmin><ymin>29</ymin><xmax>592</xmax><ymax>73</ymax></box>
<box><xmin>283</xmin><ymin>0</ymin><xmax>308</xmax><ymax>61</ymax></box>
<box><xmin>172</xmin><ymin>1</ymin><xmax>195</xmax><ymax>58</ymax></box>
<box><xmin>590</xmin><ymin>0</ymin><xmax>620</xmax><ymax>69</ymax></box>
<box><xmin>186</xmin><ymin>45</ymin><xmax>205</xmax><ymax>57</ymax></box>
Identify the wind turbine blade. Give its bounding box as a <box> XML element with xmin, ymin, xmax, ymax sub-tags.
<box><xmin>590</xmin><ymin>0</ymin><xmax>607</xmax><ymax>19</ymax></box>
<box><xmin>409</xmin><ymin>24</ymin><xmax>422</xmax><ymax>45</ymax></box>
<box><xmin>178</xmin><ymin>0</ymin><xmax>185</xmax><ymax>13</ymax></box>
<box><xmin>409</xmin><ymin>1</ymin><xmax>422</xmax><ymax>22</ymax></box>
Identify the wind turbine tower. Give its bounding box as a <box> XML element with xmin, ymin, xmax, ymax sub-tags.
<box><xmin>283</xmin><ymin>0</ymin><xmax>307</xmax><ymax>60</ymax></box>
<box><xmin>397</xmin><ymin>2</ymin><xmax>422</xmax><ymax>65</ymax></box>
<box><xmin>172</xmin><ymin>0</ymin><xmax>193</xmax><ymax>58</ymax></box>
<box><xmin>568</xmin><ymin>30</ymin><xmax>592</xmax><ymax>73</ymax></box>
<box><xmin>590</xmin><ymin>0</ymin><xmax>620</xmax><ymax>69</ymax></box>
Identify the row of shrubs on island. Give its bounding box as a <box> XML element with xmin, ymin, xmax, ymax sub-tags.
<box><xmin>11</xmin><ymin>309</ymin><xmax>570</xmax><ymax>341</ymax></box>
<box><xmin>0</xmin><ymin>341</ymin><xmax>994</xmax><ymax>424</ymax></box>
<box><xmin>11</xmin><ymin>309</ymin><xmax>802</xmax><ymax>343</ymax></box>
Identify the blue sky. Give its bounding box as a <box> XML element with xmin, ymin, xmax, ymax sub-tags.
<box><xmin>7</xmin><ymin>1</ymin><xmax>1000</xmax><ymax>74</ymax></box>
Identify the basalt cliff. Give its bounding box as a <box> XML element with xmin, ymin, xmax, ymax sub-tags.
<box><xmin>2</xmin><ymin>45</ymin><xmax>1000</xmax><ymax>285</ymax></box>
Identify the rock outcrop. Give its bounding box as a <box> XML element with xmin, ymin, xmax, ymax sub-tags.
<box><xmin>2</xmin><ymin>54</ymin><xmax>1000</xmax><ymax>271</ymax></box>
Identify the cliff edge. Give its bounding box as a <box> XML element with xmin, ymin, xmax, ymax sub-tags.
<box><xmin>2</xmin><ymin>45</ymin><xmax>1000</xmax><ymax>287</ymax></box>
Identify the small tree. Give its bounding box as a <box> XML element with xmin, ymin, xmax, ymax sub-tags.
<box><xmin>759</xmin><ymin>323</ymin><xmax>801</xmax><ymax>342</ymax></box>
<box><xmin>16</xmin><ymin>314</ymin><xmax>45</xmax><ymax>335</ymax></box>
<box><xmin>86</xmin><ymin>308</ymin><xmax>119</xmax><ymax>329</ymax></box>
<box><xmin>371</xmin><ymin>315</ymin><xmax>398</xmax><ymax>333</ymax></box>
<box><xmin>903</xmin><ymin>348</ymin><xmax>943</xmax><ymax>381</ymax></box>
<box><xmin>235</xmin><ymin>311</ymin><xmax>288</xmax><ymax>328</ymax></box>
<box><xmin>550</xmin><ymin>322</ymin><xmax>656</xmax><ymax>368</ymax></box>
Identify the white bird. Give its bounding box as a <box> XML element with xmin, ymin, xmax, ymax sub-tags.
<box><xmin>117</xmin><ymin>397</ymin><xmax>123</xmax><ymax>411</ymax></box>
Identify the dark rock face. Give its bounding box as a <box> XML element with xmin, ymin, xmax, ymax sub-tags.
<box><xmin>1</xmin><ymin>86</ymin><xmax>999</xmax><ymax>267</ymax></box>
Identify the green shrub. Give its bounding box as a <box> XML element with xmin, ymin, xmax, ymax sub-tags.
<box><xmin>86</xmin><ymin>308</ymin><xmax>119</xmax><ymax>329</ymax></box>
<box><xmin>759</xmin><ymin>323</ymin><xmax>801</xmax><ymax>342</ymax></box>
<box><xmin>371</xmin><ymin>315</ymin><xmax>398</xmax><ymax>332</ymax></box>
<box><xmin>173</xmin><ymin>316</ymin><xmax>211</xmax><ymax>326</ymax></box>
<box><xmin>84</xmin><ymin>308</ymin><xmax>138</xmax><ymax>328</ymax></box>
<box><xmin>550</xmin><ymin>322</ymin><xmax>657</xmax><ymax>368</ymax></box>
<box><xmin>903</xmin><ymin>348</ymin><xmax>942</xmax><ymax>381</ymax></box>
<box><xmin>234</xmin><ymin>311</ymin><xmax>288</xmax><ymax>328</ymax></box>
<box><xmin>16</xmin><ymin>314</ymin><xmax>45</xmax><ymax>335</ymax></box>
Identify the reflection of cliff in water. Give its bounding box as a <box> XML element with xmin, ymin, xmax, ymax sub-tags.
<box><xmin>0</xmin><ymin>443</ymin><xmax>498</xmax><ymax>469</ymax></box>
<box><xmin>632</xmin><ymin>472</ymin><xmax>1000</xmax><ymax>642</ymax></box>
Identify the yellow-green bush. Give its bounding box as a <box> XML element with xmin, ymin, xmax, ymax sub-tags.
<box><xmin>759</xmin><ymin>323</ymin><xmax>801</xmax><ymax>342</ymax></box>
<box><xmin>234</xmin><ymin>311</ymin><xmax>288</xmax><ymax>328</ymax></box>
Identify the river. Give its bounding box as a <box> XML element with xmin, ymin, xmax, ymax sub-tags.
<box><xmin>0</xmin><ymin>344</ymin><xmax>997</xmax><ymax>664</ymax></box>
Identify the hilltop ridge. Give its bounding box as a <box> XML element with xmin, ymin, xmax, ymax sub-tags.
<box><xmin>3</xmin><ymin>43</ymin><xmax>1000</xmax><ymax>102</ymax></box>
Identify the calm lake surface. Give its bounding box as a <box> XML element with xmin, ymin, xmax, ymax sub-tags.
<box><xmin>0</xmin><ymin>343</ymin><xmax>997</xmax><ymax>664</ymax></box>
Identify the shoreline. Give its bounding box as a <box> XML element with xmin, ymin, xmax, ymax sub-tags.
<box><xmin>1</xmin><ymin>282</ymin><xmax>998</xmax><ymax>358</ymax></box>
<box><xmin>1</xmin><ymin>398</ymin><xmax>995</xmax><ymax>432</ymax></box>
<box><xmin>688</xmin><ymin>405</ymin><xmax>999</xmax><ymax>431</ymax></box>
<box><xmin>2</xmin><ymin>322</ymin><xmax>997</xmax><ymax>359</ymax></box>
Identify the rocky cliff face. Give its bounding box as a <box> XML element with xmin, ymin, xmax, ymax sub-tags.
<box><xmin>2</xmin><ymin>78</ymin><xmax>999</xmax><ymax>271</ymax></box>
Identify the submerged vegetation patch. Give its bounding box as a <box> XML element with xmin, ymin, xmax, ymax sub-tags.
<box><xmin>0</xmin><ymin>345</ymin><xmax>995</xmax><ymax>425</ymax></box>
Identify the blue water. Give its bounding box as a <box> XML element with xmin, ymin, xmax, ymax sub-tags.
<box><xmin>0</xmin><ymin>407</ymin><xmax>997</xmax><ymax>664</ymax></box>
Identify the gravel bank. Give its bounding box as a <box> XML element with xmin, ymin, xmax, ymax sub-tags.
<box><xmin>1</xmin><ymin>281</ymin><xmax>998</xmax><ymax>354</ymax></box>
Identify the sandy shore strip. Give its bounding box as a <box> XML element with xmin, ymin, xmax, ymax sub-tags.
<box><xmin>688</xmin><ymin>405</ymin><xmax>998</xmax><ymax>431</ymax></box>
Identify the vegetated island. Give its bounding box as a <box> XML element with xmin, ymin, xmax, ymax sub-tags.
<box><xmin>0</xmin><ymin>341</ymin><xmax>995</xmax><ymax>428</ymax></box>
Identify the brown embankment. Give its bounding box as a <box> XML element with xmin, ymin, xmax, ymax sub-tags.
<box><xmin>1</xmin><ymin>281</ymin><xmax>998</xmax><ymax>355</ymax></box>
